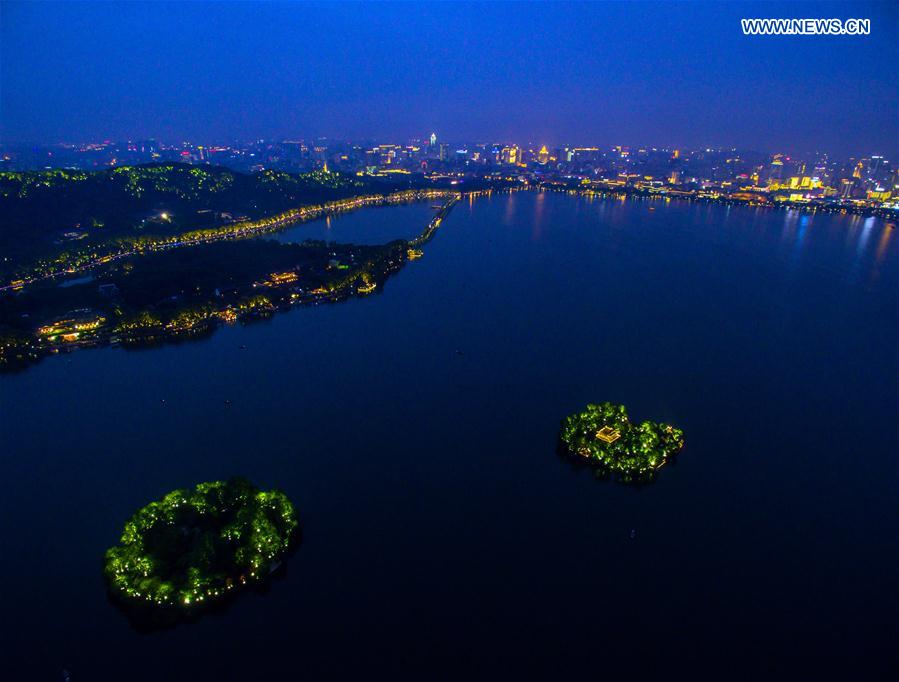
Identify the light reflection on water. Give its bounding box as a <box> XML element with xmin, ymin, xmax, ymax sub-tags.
<box><xmin>270</xmin><ymin>201</ymin><xmax>435</xmax><ymax>245</ymax></box>
<box><xmin>874</xmin><ymin>224</ymin><xmax>893</xmax><ymax>266</ymax></box>
<box><xmin>532</xmin><ymin>191</ymin><xmax>546</xmax><ymax>241</ymax></box>
<box><xmin>1</xmin><ymin>192</ymin><xmax>897</xmax><ymax>680</ymax></box>
<box><xmin>787</xmin><ymin>213</ymin><xmax>811</xmax><ymax>270</ymax></box>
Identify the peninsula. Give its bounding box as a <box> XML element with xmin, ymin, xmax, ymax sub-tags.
<box><xmin>0</xmin><ymin>164</ymin><xmax>467</xmax><ymax>371</ymax></box>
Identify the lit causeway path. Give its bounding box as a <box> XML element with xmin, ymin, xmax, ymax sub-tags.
<box><xmin>0</xmin><ymin>191</ymin><xmax>464</xmax><ymax>371</ymax></box>
<box><xmin>2</xmin><ymin>188</ymin><xmax>460</xmax><ymax>293</ymax></box>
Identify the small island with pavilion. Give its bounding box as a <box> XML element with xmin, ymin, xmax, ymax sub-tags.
<box><xmin>559</xmin><ymin>402</ymin><xmax>685</xmax><ymax>481</ymax></box>
<box><xmin>104</xmin><ymin>478</ymin><xmax>299</xmax><ymax>622</ymax></box>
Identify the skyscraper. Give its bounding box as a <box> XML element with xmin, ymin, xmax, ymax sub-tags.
<box><xmin>501</xmin><ymin>146</ymin><xmax>521</xmax><ymax>165</ymax></box>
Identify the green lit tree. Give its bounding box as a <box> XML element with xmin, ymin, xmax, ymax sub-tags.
<box><xmin>559</xmin><ymin>402</ymin><xmax>684</xmax><ymax>482</ymax></box>
<box><xmin>104</xmin><ymin>478</ymin><xmax>299</xmax><ymax>615</ymax></box>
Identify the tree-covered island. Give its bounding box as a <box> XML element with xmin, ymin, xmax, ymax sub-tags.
<box><xmin>104</xmin><ymin>478</ymin><xmax>299</xmax><ymax>617</ymax></box>
<box><xmin>560</xmin><ymin>402</ymin><xmax>685</xmax><ymax>481</ymax></box>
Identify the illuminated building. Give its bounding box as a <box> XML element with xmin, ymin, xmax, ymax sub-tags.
<box><xmin>377</xmin><ymin>144</ymin><xmax>400</xmax><ymax>165</ymax></box>
<box><xmin>501</xmin><ymin>146</ymin><xmax>521</xmax><ymax>165</ymax></box>
<box><xmin>595</xmin><ymin>426</ymin><xmax>621</xmax><ymax>444</ymax></box>
<box><xmin>788</xmin><ymin>176</ymin><xmax>820</xmax><ymax>190</ymax></box>
<box><xmin>769</xmin><ymin>155</ymin><xmax>785</xmax><ymax>180</ymax></box>
<box><xmin>568</xmin><ymin>147</ymin><xmax>601</xmax><ymax>164</ymax></box>
<box><xmin>268</xmin><ymin>271</ymin><xmax>299</xmax><ymax>285</ymax></box>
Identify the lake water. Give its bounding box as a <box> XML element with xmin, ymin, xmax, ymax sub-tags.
<box><xmin>270</xmin><ymin>200</ymin><xmax>437</xmax><ymax>245</ymax></box>
<box><xmin>57</xmin><ymin>274</ymin><xmax>96</xmax><ymax>288</ymax></box>
<box><xmin>2</xmin><ymin>192</ymin><xmax>897</xmax><ymax>680</ymax></box>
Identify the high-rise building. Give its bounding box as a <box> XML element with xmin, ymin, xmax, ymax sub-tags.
<box><xmin>377</xmin><ymin>144</ymin><xmax>399</xmax><ymax>165</ymax></box>
<box><xmin>430</xmin><ymin>132</ymin><xmax>437</xmax><ymax>147</ymax></box>
<box><xmin>865</xmin><ymin>156</ymin><xmax>891</xmax><ymax>185</ymax></box>
<box><xmin>840</xmin><ymin>178</ymin><xmax>855</xmax><ymax>198</ymax></box>
<box><xmin>501</xmin><ymin>146</ymin><xmax>521</xmax><ymax>165</ymax></box>
<box><xmin>769</xmin><ymin>155</ymin><xmax>785</xmax><ymax>180</ymax></box>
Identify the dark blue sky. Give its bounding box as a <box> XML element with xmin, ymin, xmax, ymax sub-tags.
<box><xmin>1</xmin><ymin>1</ymin><xmax>895</xmax><ymax>157</ymax></box>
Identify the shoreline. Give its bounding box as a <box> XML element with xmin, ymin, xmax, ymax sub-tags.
<box><xmin>2</xmin><ymin>188</ymin><xmax>459</xmax><ymax>293</ymax></box>
<box><xmin>534</xmin><ymin>182</ymin><xmax>896</xmax><ymax>220</ymax></box>
<box><xmin>0</xmin><ymin>195</ymin><xmax>460</xmax><ymax>373</ymax></box>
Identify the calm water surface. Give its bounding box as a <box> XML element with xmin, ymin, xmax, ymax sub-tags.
<box><xmin>271</xmin><ymin>200</ymin><xmax>436</xmax><ymax>244</ymax></box>
<box><xmin>2</xmin><ymin>192</ymin><xmax>897</xmax><ymax>680</ymax></box>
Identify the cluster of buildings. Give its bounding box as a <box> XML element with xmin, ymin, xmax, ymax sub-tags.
<box><xmin>547</xmin><ymin>148</ymin><xmax>896</xmax><ymax>211</ymax></box>
<box><xmin>1</xmin><ymin>135</ymin><xmax>895</xmax><ymax>210</ymax></box>
<box><xmin>36</xmin><ymin>310</ymin><xmax>107</xmax><ymax>344</ymax></box>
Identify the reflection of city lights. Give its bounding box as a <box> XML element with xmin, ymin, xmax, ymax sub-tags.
<box><xmin>858</xmin><ymin>216</ymin><xmax>875</xmax><ymax>257</ymax></box>
<box><xmin>874</xmin><ymin>224</ymin><xmax>892</xmax><ymax>266</ymax></box>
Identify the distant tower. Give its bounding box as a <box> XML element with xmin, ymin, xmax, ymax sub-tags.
<box><xmin>769</xmin><ymin>155</ymin><xmax>785</xmax><ymax>180</ymax></box>
<box><xmin>840</xmin><ymin>179</ymin><xmax>854</xmax><ymax>198</ymax></box>
<box><xmin>430</xmin><ymin>132</ymin><xmax>437</xmax><ymax>147</ymax></box>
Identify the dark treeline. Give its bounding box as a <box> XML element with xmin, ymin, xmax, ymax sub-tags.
<box><xmin>0</xmin><ymin>163</ymin><xmax>400</xmax><ymax>278</ymax></box>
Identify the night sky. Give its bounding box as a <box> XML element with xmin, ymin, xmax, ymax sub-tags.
<box><xmin>1</xmin><ymin>1</ymin><xmax>895</xmax><ymax>157</ymax></box>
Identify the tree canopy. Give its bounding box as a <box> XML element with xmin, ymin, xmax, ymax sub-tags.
<box><xmin>560</xmin><ymin>402</ymin><xmax>684</xmax><ymax>482</ymax></box>
<box><xmin>104</xmin><ymin>478</ymin><xmax>299</xmax><ymax>613</ymax></box>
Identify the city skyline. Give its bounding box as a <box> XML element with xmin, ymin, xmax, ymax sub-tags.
<box><xmin>2</xmin><ymin>3</ymin><xmax>897</xmax><ymax>677</ymax></box>
<box><xmin>1</xmin><ymin>1</ymin><xmax>896</xmax><ymax>158</ymax></box>
<box><xmin>2</xmin><ymin>134</ymin><xmax>895</xmax><ymax>160</ymax></box>
<box><xmin>2</xmin><ymin>134</ymin><xmax>893</xmax><ymax>222</ymax></box>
